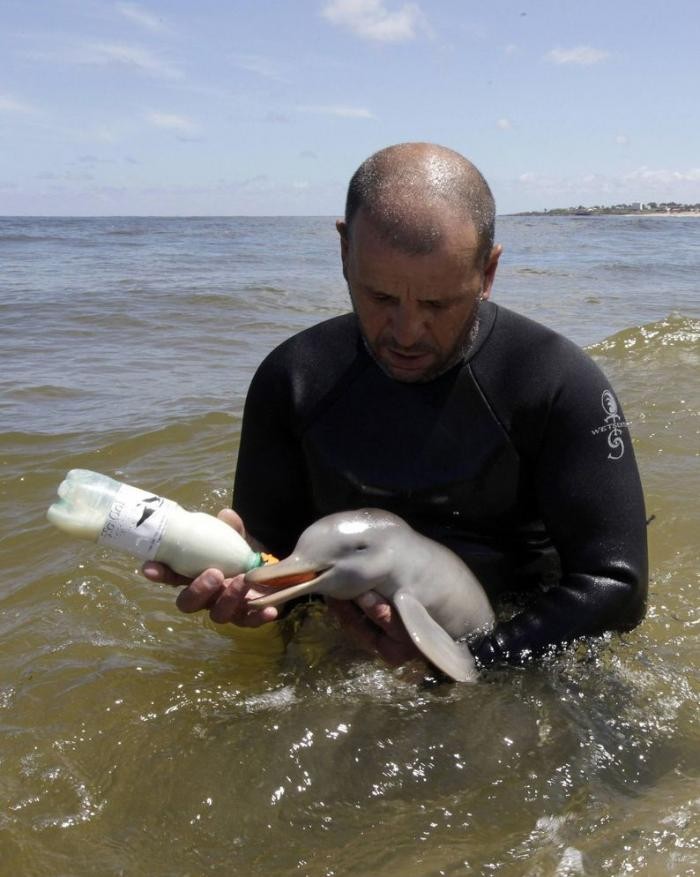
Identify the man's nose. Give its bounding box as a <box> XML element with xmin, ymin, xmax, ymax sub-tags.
<box><xmin>390</xmin><ymin>303</ymin><xmax>423</xmax><ymax>348</ymax></box>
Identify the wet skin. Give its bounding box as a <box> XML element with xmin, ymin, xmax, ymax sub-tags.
<box><xmin>337</xmin><ymin>209</ymin><xmax>501</xmax><ymax>383</ymax></box>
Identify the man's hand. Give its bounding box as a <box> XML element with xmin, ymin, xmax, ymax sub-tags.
<box><xmin>141</xmin><ymin>508</ymin><xmax>279</xmax><ymax>627</ymax></box>
<box><xmin>326</xmin><ymin>591</ymin><xmax>423</xmax><ymax>666</ymax></box>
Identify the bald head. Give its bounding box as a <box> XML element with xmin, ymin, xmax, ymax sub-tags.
<box><xmin>344</xmin><ymin>142</ymin><xmax>496</xmax><ymax>266</ymax></box>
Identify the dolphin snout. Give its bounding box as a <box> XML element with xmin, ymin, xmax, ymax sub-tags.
<box><xmin>245</xmin><ymin>557</ymin><xmax>331</xmax><ymax>607</ymax></box>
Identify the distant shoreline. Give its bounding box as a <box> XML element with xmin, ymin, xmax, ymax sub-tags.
<box><xmin>619</xmin><ymin>211</ymin><xmax>700</xmax><ymax>217</ymax></box>
<box><xmin>513</xmin><ymin>205</ymin><xmax>700</xmax><ymax>218</ymax></box>
<box><xmin>513</xmin><ymin>211</ymin><xmax>700</xmax><ymax>218</ymax></box>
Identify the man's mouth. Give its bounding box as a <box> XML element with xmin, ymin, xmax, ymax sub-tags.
<box><xmin>383</xmin><ymin>347</ymin><xmax>434</xmax><ymax>372</ymax></box>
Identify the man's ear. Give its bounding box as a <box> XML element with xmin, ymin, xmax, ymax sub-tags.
<box><xmin>336</xmin><ymin>219</ymin><xmax>349</xmax><ymax>278</ymax></box>
<box><xmin>480</xmin><ymin>244</ymin><xmax>502</xmax><ymax>301</ymax></box>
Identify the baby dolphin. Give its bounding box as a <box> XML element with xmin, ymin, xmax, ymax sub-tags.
<box><xmin>245</xmin><ymin>509</ymin><xmax>495</xmax><ymax>682</ymax></box>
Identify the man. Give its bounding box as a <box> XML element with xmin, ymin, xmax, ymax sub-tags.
<box><xmin>144</xmin><ymin>143</ymin><xmax>648</xmax><ymax>669</ymax></box>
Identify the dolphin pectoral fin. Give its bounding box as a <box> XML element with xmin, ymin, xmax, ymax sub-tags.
<box><xmin>393</xmin><ymin>591</ymin><xmax>479</xmax><ymax>683</ymax></box>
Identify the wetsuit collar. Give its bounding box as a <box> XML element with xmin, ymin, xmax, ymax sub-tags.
<box><xmin>462</xmin><ymin>299</ymin><xmax>497</xmax><ymax>364</ymax></box>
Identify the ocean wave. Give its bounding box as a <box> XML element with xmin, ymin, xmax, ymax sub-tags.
<box><xmin>1</xmin><ymin>384</ymin><xmax>90</xmax><ymax>401</ymax></box>
<box><xmin>71</xmin><ymin>311</ymin><xmax>148</xmax><ymax>329</ymax></box>
<box><xmin>0</xmin><ymin>234</ymin><xmax>73</xmax><ymax>244</ymax></box>
<box><xmin>589</xmin><ymin>313</ymin><xmax>700</xmax><ymax>356</ymax></box>
<box><xmin>514</xmin><ymin>266</ymin><xmax>572</xmax><ymax>277</ymax></box>
<box><xmin>99</xmin><ymin>228</ymin><xmax>150</xmax><ymax>236</ymax></box>
<box><xmin>0</xmin><ymin>409</ymin><xmax>239</xmax><ymax>453</ymax></box>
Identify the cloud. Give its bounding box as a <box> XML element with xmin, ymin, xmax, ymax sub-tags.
<box><xmin>24</xmin><ymin>40</ymin><xmax>183</xmax><ymax>79</ymax></box>
<box><xmin>145</xmin><ymin>111</ymin><xmax>198</xmax><ymax>135</ymax></box>
<box><xmin>497</xmin><ymin>118</ymin><xmax>512</xmax><ymax>130</ymax></box>
<box><xmin>117</xmin><ymin>3</ymin><xmax>167</xmax><ymax>32</ymax></box>
<box><xmin>232</xmin><ymin>53</ymin><xmax>286</xmax><ymax>80</ymax></box>
<box><xmin>76</xmin><ymin>154</ymin><xmax>116</xmax><ymax>164</ymax></box>
<box><xmin>92</xmin><ymin>42</ymin><xmax>183</xmax><ymax>77</ymax></box>
<box><xmin>518</xmin><ymin>172</ymin><xmax>546</xmax><ymax>186</ymax></box>
<box><xmin>545</xmin><ymin>46</ymin><xmax>609</xmax><ymax>65</ymax></box>
<box><xmin>298</xmin><ymin>104</ymin><xmax>375</xmax><ymax>119</ymax></box>
<box><xmin>517</xmin><ymin>171</ymin><xmax>607</xmax><ymax>192</ymax></box>
<box><xmin>92</xmin><ymin>124</ymin><xmax>118</xmax><ymax>143</ymax></box>
<box><xmin>623</xmin><ymin>166</ymin><xmax>700</xmax><ymax>185</ymax></box>
<box><xmin>232</xmin><ymin>175</ymin><xmax>273</xmax><ymax>193</ymax></box>
<box><xmin>37</xmin><ymin>170</ymin><xmax>95</xmax><ymax>182</ymax></box>
<box><xmin>0</xmin><ymin>93</ymin><xmax>35</xmax><ymax>113</ymax></box>
<box><xmin>322</xmin><ymin>0</ymin><xmax>426</xmax><ymax>43</ymax></box>
<box><xmin>512</xmin><ymin>167</ymin><xmax>700</xmax><ymax>205</ymax></box>
<box><xmin>264</xmin><ymin>110</ymin><xmax>292</xmax><ymax>124</ymax></box>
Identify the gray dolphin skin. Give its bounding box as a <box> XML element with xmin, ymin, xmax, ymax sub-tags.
<box><xmin>245</xmin><ymin>509</ymin><xmax>495</xmax><ymax>682</ymax></box>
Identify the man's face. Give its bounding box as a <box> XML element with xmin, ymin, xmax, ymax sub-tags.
<box><xmin>338</xmin><ymin>210</ymin><xmax>501</xmax><ymax>383</ymax></box>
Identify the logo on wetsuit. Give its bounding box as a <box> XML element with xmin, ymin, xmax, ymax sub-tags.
<box><xmin>590</xmin><ymin>389</ymin><xmax>630</xmax><ymax>461</ymax></box>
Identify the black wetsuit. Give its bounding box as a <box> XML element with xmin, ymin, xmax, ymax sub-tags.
<box><xmin>233</xmin><ymin>301</ymin><xmax>648</xmax><ymax>665</ymax></box>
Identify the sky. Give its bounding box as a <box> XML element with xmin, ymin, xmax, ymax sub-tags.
<box><xmin>1</xmin><ymin>0</ymin><xmax>699</xmax><ymax>216</ymax></box>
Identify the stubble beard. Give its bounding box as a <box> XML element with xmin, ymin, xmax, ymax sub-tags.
<box><xmin>351</xmin><ymin>294</ymin><xmax>482</xmax><ymax>384</ymax></box>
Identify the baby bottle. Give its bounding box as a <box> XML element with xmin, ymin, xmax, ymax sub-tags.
<box><xmin>47</xmin><ymin>469</ymin><xmax>265</xmax><ymax>578</ymax></box>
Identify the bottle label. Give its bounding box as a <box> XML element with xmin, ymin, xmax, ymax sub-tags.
<box><xmin>98</xmin><ymin>484</ymin><xmax>174</xmax><ymax>560</ymax></box>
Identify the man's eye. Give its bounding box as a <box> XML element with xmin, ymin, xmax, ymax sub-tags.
<box><xmin>423</xmin><ymin>300</ymin><xmax>445</xmax><ymax>311</ymax></box>
<box><xmin>371</xmin><ymin>292</ymin><xmax>393</xmax><ymax>304</ymax></box>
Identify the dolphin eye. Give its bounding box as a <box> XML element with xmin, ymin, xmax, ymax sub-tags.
<box><xmin>355</xmin><ymin>543</ymin><xmax>368</xmax><ymax>551</ymax></box>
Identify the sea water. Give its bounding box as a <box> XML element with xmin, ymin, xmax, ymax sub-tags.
<box><xmin>0</xmin><ymin>215</ymin><xmax>698</xmax><ymax>875</ymax></box>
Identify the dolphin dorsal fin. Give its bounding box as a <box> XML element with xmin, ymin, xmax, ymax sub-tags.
<box><xmin>393</xmin><ymin>590</ymin><xmax>479</xmax><ymax>682</ymax></box>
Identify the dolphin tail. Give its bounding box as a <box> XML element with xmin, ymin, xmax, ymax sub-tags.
<box><xmin>393</xmin><ymin>590</ymin><xmax>479</xmax><ymax>683</ymax></box>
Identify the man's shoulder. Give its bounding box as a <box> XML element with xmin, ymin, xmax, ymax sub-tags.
<box><xmin>474</xmin><ymin>302</ymin><xmax>609</xmax><ymax>432</ymax></box>
<box><xmin>251</xmin><ymin>313</ymin><xmax>362</xmax><ymax>399</ymax></box>
<box><xmin>484</xmin><ymin>302</ymin><xmax>595</xmax><ymax>373</ymax></box>
<box><xmin>488</xmin><ymin>302</ymin><xmax>576</xmax><ymax>346</ymax></box>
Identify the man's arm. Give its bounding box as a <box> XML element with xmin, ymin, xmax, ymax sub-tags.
<box><xmin>232</xmin><ymin>347</ymin><xmax>315</xmax><ymax>559</ymax></box>
<box><xmin>472</xmin><ymin>350</ymin><xmax>648</xmax><ymax>665</ymax></box>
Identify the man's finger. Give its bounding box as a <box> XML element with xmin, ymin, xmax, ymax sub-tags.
<box><xmin>175</xmin><ymin>569</ymin><xmax>226</xmax><ymax>613</ymax></box>
<box><xmin>208</xmin><ymin>574</ymin><xmax>249</xmax><ymax>623</ymax></box>
<box><xmin>355</xmin><ymin>591</ymin><xmax>411</xmax><ymax>643</ymax></box>
<box><xmin>328</xmin><ymin>595</ymin><xmax>423</xmax><ymax>666</ymax></box>
<box><xmin>142</xmin><ymin>561</ymin><xmax>191</xmax><ymax>588</ymax></box>
<box><xmin>217</xmin><ymin>507</ymin><xmax>246</xmax><ymax>537</ymax></box>
<box><xmin>236</xmin><ymin>605</ymin><xmax>281</xmax><ymax>628</ymax></box>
